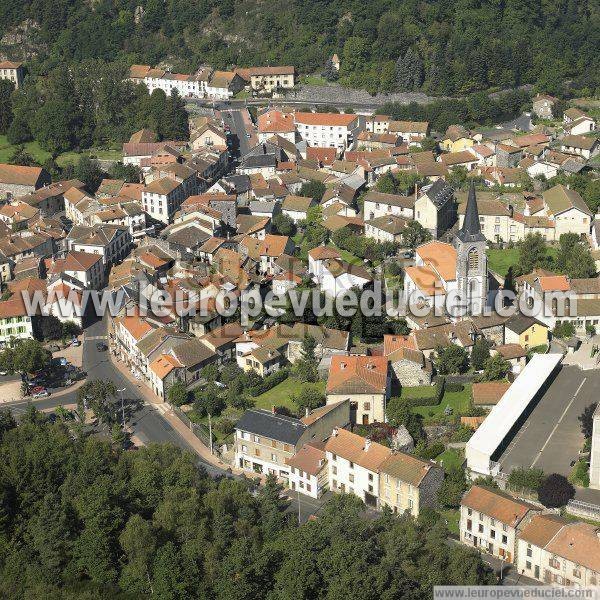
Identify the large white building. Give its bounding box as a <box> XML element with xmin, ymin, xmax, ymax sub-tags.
<box><xmin>294</xmin><ymin>112</ymin><xmax>358</xmax><ymax>150</ymax></box>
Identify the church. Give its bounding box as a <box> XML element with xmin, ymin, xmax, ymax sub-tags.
<box><xmin>404</xmin><ymin>182</ymin><xmax>492</xmax><ymax>316</ymax></box>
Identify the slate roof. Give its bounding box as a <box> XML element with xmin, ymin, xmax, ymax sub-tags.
<box><xmin>235</xmin><ymin>409</ymin><xmax>306</xmax><ymax>445</ymax></box>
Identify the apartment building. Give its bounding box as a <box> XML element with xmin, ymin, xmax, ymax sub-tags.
<box><xmin>244</xmin><ymin>66</ymin><xmax>296</xmax><ymax>92</ymax></box>
<box><xmin>363</xmin><ymin>190</ymin><xmax>414</xmax><ymax>221</ymax></box>
<box><xmin>517</xmin><ymin>514</ymin><xmax>600</xmax><ymax>586</ymax></box>
<box><xmin>66</xmin><ymin>224</ymin><xmax>132</xmax><ymax>266</ymax></box>
<box><xmin>142</xmin><ymin>177</ymin><xmax>187</xmax><ymax>224</ymax></box>
<box><xmin>294</xmin><ymin>112</ymin><xmax>358</xmax><ymax>150</ymax></box>
<box><xmin>460</xmin><ymin>486</ymin><xmax>540</xmax><ymax>564</ymax></box>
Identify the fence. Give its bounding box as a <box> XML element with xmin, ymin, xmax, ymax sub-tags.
<box><xmin>566</xmin><ymin>499</ymin><xmax>600</xmax><ymax>521</ymax></box>
<box><xmin>171</xmin><ymin>405</ymin><xmax>212</xmax><ymax>448</ymax></box>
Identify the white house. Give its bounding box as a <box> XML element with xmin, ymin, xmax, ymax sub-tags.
<box><xmin>294</xmin><ymin>112</ymin><xmax>358</xmax><ymax>150</ymax></box>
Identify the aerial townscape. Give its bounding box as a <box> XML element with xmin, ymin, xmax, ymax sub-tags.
<box><xmin>0</xmin><ymin>1</ymin><xmax>599</xmax><ymax>598</ymax></box>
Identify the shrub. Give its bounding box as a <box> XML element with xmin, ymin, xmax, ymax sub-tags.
<box><xmin>538</xmin><ymin>474</ymin><xmax>575</xmax><ymax>508</ymax></box>
<box><xmin>507</xmin><ymin>467</ymin><xmax>545</xmax><ymax>493</ymax></box>
<box><xmin>444</xmin><ymin>382</ymin><xmax>464</xmax><ymax>393</ymax></box>
<box><xmin>215</xmin><ymin>418</ymin><xmax>235</xmax><ymax>436</ymax></box>
<box><xmin>415</xmin><ymin>442</ymin><xmax>445</xmax><ymax>459</ymax></box>
<box><xmin>248</xmin><ymin>369</ymin><xmax>289</xmax><ymax>397</ymax></box>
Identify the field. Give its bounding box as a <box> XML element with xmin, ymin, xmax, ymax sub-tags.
<box><xmin>253</xmin><ymin>377</ymin><xmax>326</xmax><ymax>412</ymax></box>
<box><xmin>0</xmin><ymin>135</ymin><xmax>122</xmax><ymax>167</ymax></box>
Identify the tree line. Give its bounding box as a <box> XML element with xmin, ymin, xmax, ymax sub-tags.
<box><xmin>1</xmin><ymin>0</ymin><xmax>599</xmax><ymax>97</ymax></box>
<box><xmin>0</xmin><ymin>413</ymin><xmax>496</xmax><ymax>598</ymax></box>
<box><xmin>0</xmin><ymin>60</ymin><xmax>189</xmax><ymax>157</ymax></box>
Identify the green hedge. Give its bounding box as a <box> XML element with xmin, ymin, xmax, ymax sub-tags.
<box><xmin>445</xmin><ymin>382</ymin><xmax>464</xmax><ymax>393</ymax></box>
<box><xmin>404</xmin><ymin>378</ymin><xmax>446</xmax><ymax>407</ymax></box>
<box><xmin>416</xmin><ymin>442</ymin><xmax>446</xmax><ymax>459</ymax></box>
<box><xmin>248</xmin><ymin>369</ymin><xmax>289</xmax><ymax>397</ymax></box>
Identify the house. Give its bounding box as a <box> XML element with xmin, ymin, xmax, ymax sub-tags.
<box><xmin>284</xmin><ymin>322</ymin><xmax>350</xmax><ymax>363</ymax></box>
<box><xmin>532</xmin><ymin>94</ymin><xmax>558</xmax><ymax>119</ymax></box>
<box><xmin>516</xmin><ymin>514</ymin><xmax>600</xmax><ymax>586</ymax></box>
<box><xmin>0</xmin><ymin>164</ymin><xmax>51</xmax><ymax>199</ymax></box>
<box><xmin>294</xmin><ymin>112</ymin><xmax>358</xmax><ymax>150</ymax></box>
<box><xmin>504</xmin><ymin>314</ymin><xmax>548</xmax><ymax>350</ymax></box>
<box><xmin>440</xmin><ymin>125</ymin><xmax>475</xmax><ymax>153</ymax></box>
<box><xmin>53</xmin><ymin>251</ymin><xmax>105</xmax><ymax>289</ymax></box>
<box><xmin>286</xmin><ymin>442</ymin><xmax>328</xmax><ymax>499</ymax></box>
<box><xmin>364</xmin><ymin>214</ymin><xmax>408</xmax><ymax>243</ymax></box>
<box><xmin>258</xmin><ymin>110</ymin><xmax>296</xmax><ymax>144</ymax></box>
<box><xmin>560</xmin><ymin>134</ymin><xmax>599</xmax><ymax>160</ymax></box>
<box><xmin>0</xmin><ymin>290</ymin><xmax>40</xmax><ymax>345</ymax></box>
<box><xmin>205</xmin><ymin>71</ymin><xmax>245</xmax><ymax>99</ymax></box>
<box><xmin>234</xmin><ymin>402</ymin><xmax>350</xmax><ymax>481</ymax></box>
<box><xmin>243</xmin><ymin>66</ymin><xmax>295</xmax><ymax>93</ymax></box>
<box><xmin>495</xmin><ymin>144</ymin><xmax>523</xmax><ymax>168</ymax></box>
<box><xmin>317</xmin><ymin>258</ymin><xmax>372</xmax><ymax>297</ymax></box>
<box><xmin>114</xmin><ymin>314</ymin><xmax>155</xmax><ymax>370</ymax></box>
<box><xmin>492</xmin><ymin>344</ymin><xmax>527</xmax><ymax>373</ymax></box>
<box><xmin>471</xmin><ymin>381</ymin><xmax>511</xmax><ymax>409</ymax></box>
<box><xmin>66</xmin><ymin>224</ymin><xmax>131</xmax><ymax>266</ymax></box>
<box><xmin>388</xmin><ymin>120</ymin><xmax>429</xmax><ymax>141</ymax></box>
<box><xmin>276</xmin><ymin>194</ymin><xmax>311</xmax><ymax>222</ymax></box>
<box><xmin>191</xmin><ymin>123</ymin><xmax>228</xmax><ymax>152</ymax></box>
<box><xmin>363</xmin><ymin>190</ymin><xmax>414</xmax><ymax>221</ymax></box>
<box><xmin>364</xmin><ymin>115</ymin><xmax>391</xmax><ymax>134</ymax></box>
<box><xmin>324</xmin><ymin>427</ymin><xmax>390</xmax><ymax>508</ymax></box>
<box><xmin>0</xmin><ymin>60</ymin><xmax>24</xmax><ymax>88</ymax></box>
<box><xmin>45</xmin><ymin>279</ymin><xmax>85</xmax><ymax>328</ymax></box>
<box><xmin>259</xmin><ymin>234</ymin><xmax>294</xmax><ymax>275</ymax></box>
<box><xmin>460</xmin><ymin>485</ymin><xmax>540</xmax><ymax>564</ymax></box>
<box><xmin>440</xmin><ymin>150</ymin><xmax>479</xmax><ymax>172</ymax></box>
<box><xmin>142</xmin><ymin>177</ymin><xmax>188</xmax><ymax>225</ymax></box>
<box><xmin>413</xmin><ymin>180</ymin><xmax>456</xmax><ymax>238</ymax></box>
<box><xmin>563</xmin><ymin>110</ymin><xmax>596</xmax><ymax>136</ymax></box>
<box><xmin>326</xmin><ymin>354</ymin><xmax>390</xmax><ymax>425</ymax></box>
<box><xmin>458</xmin><ymin>197</ymin><xmax>517</xmax><ymax>243</ymax></box>
<box><xmin>378</xmin><ymin>451</ymin><xmax>444</xmax><ymax>516</ymax></box>
<box><xmin>383</xmin><ymin>334</ymin><xmax>432</xmax><ymax>387</ymax></box>
<box><xmin>541</xmin><ymin>184</ymin><xmax>592</xmax><ymax>238</ymax></box>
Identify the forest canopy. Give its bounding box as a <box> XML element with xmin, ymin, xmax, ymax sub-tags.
<box><xmin>0</xmin><ymin>0</ymin><xmax>598</xmax><ymax>96</ymax></box>
<box><xmin>0</xmin><ymin>409</ymin><xmax>494</xmax><ymax>598</ymax></box>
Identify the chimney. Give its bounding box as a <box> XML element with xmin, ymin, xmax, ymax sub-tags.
<box><xmin>271</xmin><ymin>405</ymin><xmax>276</xmax><ymax>414</ymax></box>
<box><xmin>332</xmin><ymin>427</ymin><xmax>338</xmax><ymax>437</ymax></box>
<box><xmin>364</xmin><ymin>439</ymin><xmax>371</xmax><ymax>451</ymax></box>
<box><xmin>305</xmin><ymin>407</ymin><xmax>310</xmax><ymax>418</ymax></box>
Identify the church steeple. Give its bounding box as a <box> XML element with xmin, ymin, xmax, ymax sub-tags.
<box><xmin>457</xmin><ymin>181</ymin><xmax>485</xmax><ymax>243</ymax></box>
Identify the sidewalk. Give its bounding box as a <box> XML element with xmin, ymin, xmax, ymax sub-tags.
<box><xmin>109</xmin><ymin>352</ymin><xmax>241</xmax><ymax>474</ymax></box>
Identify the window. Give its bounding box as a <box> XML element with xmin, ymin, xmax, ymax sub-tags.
<box><xmin>502</xmin><ymin>524</ymin><xmax>507</xmax><ymax>532</ymax></box>
<box><xmin>332</xmin><ymin>466</ymin><xmax>337</xmax><ymax>475</ymax></box>
<box><xmin>349</xmin><ymin>474</ymin><xmax>354</xmax><ymax>483</ymax></box>
<box><xmin>253</xmin><ymin>435</ymin><xmax>260</xmax><ymax>443</ymax></box>
<box><xmin>526</xmin><ymin>561</ymin><xmax>532</xmax><ymax>571</ymax></box>
<box><xmin>271</xmin><ymin>440</ymin><xmax>277</xmax><ymax>448</ymax></box>
<box><xmin>467</xmin><ymin>519</ymin><xmax>472</xmax><ymax>531</ymax></box>
<box><xmin>241</xmin><ymin>444</ymin><xmax>247</xmax><ymax>452</ymax></box>
<box><xmin>490</xmin><ymin>530</ymin><xmax>495</xmax><ymax>539</ymax></box>
<box><xmin>254</xmin><ymin>449</ymin><xmax>260</xmax><ymax>456</ymax></box>
<box><xmin>368</xmin><ymin>473</ymin><xmax>373</xmax><ymax>481</ymax></box>
<box><xmin>349</xmin><ymin>461</ymin><xmax>354</xmax><ymax>469</ymax></box>
<box><xmin>573</xmin><ymin>567</ymin><xmax>581</xmax><ymax>579</ymax></box>
<box><xmin>306</xmin><ymin>484</ymin><xmax>311</xmax><ymax>492</ymax></box>
<box><xmin>527</xmin><ymin>547</ymin><xmax>532</xmax><ymax>557</ymax></box>
<box><xmin>363</xmin><ymin>402</ymin><xmax>370</xmax><ymax>410</ymax></box>
<box><xmin>478</xmin><ymin>524</ymin><xmax>484</xmax><ymax>533</ymax></box>
<box><xmin>502</xmin><ymin>535</ymin><xmax>507</xmax><ymax>544</ymax></box>
<box><xmin>331</xmin><ymin>454</ymin><xmax>337</xmax><ymax>462</ymax></box>
<box><xmin>467</xmin><ymin>508</ymin><xmax>472</xmax><ymax>516</ymax></box>
<box><xmin>271</xmin><ymin>454</ymin><xmax>277</xmax><ymax>462</ymax></box>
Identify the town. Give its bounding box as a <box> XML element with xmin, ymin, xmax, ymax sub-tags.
<box><xmin>0</xmin><ymin>50</ymin><xmax>599</xmax><ymax>597</ymax></box>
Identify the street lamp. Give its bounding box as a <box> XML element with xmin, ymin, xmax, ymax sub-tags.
<box><xmin>117</xmin><ymin>387</ymin><xmax>126</xmax><ymax>426</ymax></box>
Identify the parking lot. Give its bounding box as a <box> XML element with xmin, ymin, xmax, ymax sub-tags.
<box><xmin>498</xmin><ymin>365</ymin><xmax>599</xmax><ymax>477</ymax></box>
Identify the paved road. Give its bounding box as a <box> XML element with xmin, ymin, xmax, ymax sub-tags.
<box><xmin>497</xmin><ymin>365</ymin><xmax>600</xmax><ymax>503</ymax></box>
<box><xmin>220</xmin><ymin>108</ymin><xmax>256</xmax><ymax>157</ymax></box>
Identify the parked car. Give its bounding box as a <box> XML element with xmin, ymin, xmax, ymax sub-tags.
<box><xmin>71</xmin><ymin>338</ymin><xmax>81</xmax><ymax>347</ymax></box>
<box><xmin>96</xmin><ymin>342</ymin><xmax>107</xmax><ymax>351</ymax></box>
<box><xmin>32</xmin><ymin>388</ymin><xmax>50</xmax><ymax>398</ymax></box>
<box><xmin>0</xmin><ymin>370</ymin><xmax>7</xmax><ymax>376</ymax></box>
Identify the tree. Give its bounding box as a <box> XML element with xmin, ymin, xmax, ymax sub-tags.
<box><xmin>32</xmin><ymin>98</ymin><xmax>79</xmax><ymax>155</ymax></box>
<box><xmin>0</xmin><ymin>80</ymin><xmax>14</xmax><ymax>134</ymax></box>
<box><xmin>553</xmin><ymin>321</ymin><xmax>576</xmax><ymax>339</ymax></box>
<box><xmin>482</xmin><ymin>354</ymin><xmax>510</xmax><ymax>381</ymax></box>
<box><xmin>76</xmin><ymin>379</ymin><xmax>118</xmax><ymax>425</ymax></box>
<box><xmin>12</xmin><ymin>340</ymin><xmax>51</xmax><ymax>374</ymax></box>
<box><xmin>0</xmin><ymin>408</ymin><xmax>16</xmax><ymax>438</ymax></box>
<box><xmin>9</xmin><ymin>145</ymin><xmax>37</xmax><ymax>166</ymax></box>
<box><xmin>299</xmin><ymin>180</ymin><xmax>326</xmax><ymax>202</ymax></box>
<box><xmin>62</xmin><ymin>321</ymin><xmax>81</xmax><ymax>338</ymax></box>
<box><xmin>507</xmin><ymin>467</ymin><xmax>545</xmax><ymax>493</ymax></box>
<box><xmin>167</xmin><ymin>381</ymin><xmax>189</xmax><ymax>407</ymax></box>
<box><xmin>39</xmin><ymin>315</ymin><xmax>64</xmax><ymax>341</ymax></box>
<box><xmin>291</xmin><ymin>384</ymin><xmax>325</xmax><ymax>414</ymax></box>
<box><xmin>109</xmin><ymin>162</ymin><xmax>141</xmax><ymax>183</ymax></box>
<box><xmin>396</xmin><ymin>48</ymin><xmax>424</xmax><ymax>91</ymax></box>
<box><xmin>193</xmin><ymin>383</ymin><xmax>224</xmax><ymax>417</ymax></box>
<box><xmin>555</xmin><ymin>233</ymin><xmax>596</xmax><ymax>279</ymax></box>
<box><xmin>538</xmin><ymin>473</ymin><xmax>575</xmax><ymax>508</ymax></box>
<box><xmin>579</xmin><ymin>403</ymin><xmax>597</xmax><ymax>438</ymax></box>
<box><xmin>293</xmin><ymin>334</ymin><xmax>319</xmax><ymax>383</ymax></box>
<box><xmin>0</xmin><ymin>348</ymin><xmax>14</xmax><ymax>374</ymax></box>
<box><xmin>74</xmin><ymin>155</ymin><xmax>105</xmax><ymax>193</ymax></box>
<box><xmin>435</xmin><ymin>344</ymin><xmax>469</xmax><ymax>375</ymax></box>
<box><xmin>386</xmin><ymin>396</ymin><xmax>425</xmax><ymax>441</ymax></box>
<box><xmin>471</xmin><ymin>338</ymin><xmax>491</xmax><ymax>371</ymax></box>
<box><xmin>272</xmin><ymin>213</ymin><xmax>295</xmax><ymax>236</ymax></box>
<box><xmin>437</xmin><ymin>467</ymin><xmax>468</xmax><ymax>508</ymax></box>
<box><xmin>517</xmin><ymin>233</ymin><xmax>551</xmax><ymax>275</ymax></box>
<box><xmin>401</xmin><ymin>221</ymin><xmax>432</xmax><ymax>249</ymax></box>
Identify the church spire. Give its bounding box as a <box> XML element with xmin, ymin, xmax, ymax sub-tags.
<box><xmin>457</xmin><ymin>181</ymin><xmax>485</xmax><ymax>243</ymax></box>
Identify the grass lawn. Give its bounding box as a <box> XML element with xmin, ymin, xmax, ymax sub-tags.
<box><xmin>435</xmin><ymin>448</ymin><xmax>465</xmax><ymax>471</ymax></box>
<box><xmin>253</xmin><ymin>377</ymin><xmax>326</xmax><ymax>412</ymax></box>
<box><xmin>302</xmin><ymin>75</ymin><xmax>328</xmax><ymax>86</ymax></box>
<box><xmin>441</xmin><ymin>508</ymin><xmax>460</xmax><ymax>537</ymax></box>
<box><xmin>487</xmin><ymin>246</ymin><xmax>559</xmax><ymax>277</ymax></box>
<box><xmin>411</xmin><ymin>385</ymin><xmax>472</xmax><ymax>423</ymax></box>
<box><xmin>0</xmin><ymin>135</ymin><xmax>122</xmax><ymax>167</ymax></box>
<box><xmin>400</xmin><ymin>384</ymin><xmax>436</xmax><ymax>400</ymax></box>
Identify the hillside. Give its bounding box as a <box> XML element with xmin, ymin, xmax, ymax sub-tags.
<box><xmin>0</xmin><ymin>0</ymin><xmax>599</xmax><ymax>96</ymax></box>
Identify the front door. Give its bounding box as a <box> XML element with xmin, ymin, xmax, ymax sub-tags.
<box><xmin>535</xmin><ymin>566</ymin><xmax>540</xmax><ymax>579</ymax></box>
<box><xmin>362</xmin><ymin>414</ymin><xmax>369</xmax><ymax>425</ymax></box>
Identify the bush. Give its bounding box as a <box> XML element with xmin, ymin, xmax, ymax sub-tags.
<box><xmin>451</xmin><ymin>425</ymin><xmax>474</xmax><ymax>443</ymax></box>
<box><xmin>215</xmin><ymin>418</ymin><xmax>235</xmax><ymax>436</ymax></box>
<box><xmin>507</xmin><ymin>467</ymin><xmax>545</xmax><ymax>493</ymax></box>
<box><xmin>444</xmin><ymin>382</ymin><xmax>464</xmax><ymax>393</ymax></box>
<box><xmin>415</xmin><ymin>441</ymin><xmax>445</xmax><ymax>459</ymax></box>
<box><xmin>248</xmin><ymin>369</ymin><xmax>289</xmax><ymax>397</ymax></box>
